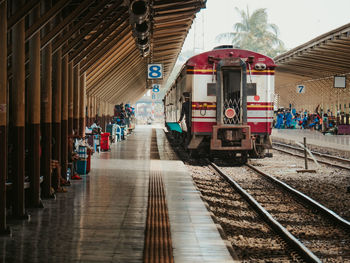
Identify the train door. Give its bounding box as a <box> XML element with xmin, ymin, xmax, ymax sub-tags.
<box><xmin>222</xmin><ymin>68</ymin><xmax>242</xmax><ymax>125</ymax></box>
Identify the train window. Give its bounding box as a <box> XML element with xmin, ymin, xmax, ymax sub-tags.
<box><xmin>246</xmin><ymin>83</ymin><xmax>257</xmax><ymax>96</ymax></box>
<box><xmin>207</xmin><ymin>83</ymin><xmax>216</xmax><ymax>96</ymax></box>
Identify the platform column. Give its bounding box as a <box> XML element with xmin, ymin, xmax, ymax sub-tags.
<box><xmin>108</xmin><ymin>103</ymin><xmax>112</xmax><ymax>124</ymax></box>
<box><xmin>87</xmin><ymin>96</ymin><xmax>92</xmax><ymax>126</ymax></box>
<box><xmin>28</xmin><ymin>5</ymin><xmax>42</xmax><ymax>207</ymax></box>
<box><xmin>92</xmin><ymin>96</ymin><xmax>96</xmax><ymax>123</ymax></box>
<box><xmin>73</xmin><ymin>64</ymin><xmax>80</xmax><ymax>134</ymax></box>
<box><xmin>68</xmin><ymin>61</ymin><xmax>74</xmax><ymax>136</ymax></box>
<box><xmin>61</xmin><ymin>55</ymin><xmax>69</xmax><ymax>182</ymax></box>
<box><xmin>52</xmin><ymin>46</ymin><xmax>62</xmax><ymax>191</ymax></box>
<box><xmin>0</xmin><ymin>0</ymin><xmax>9</xmax><ymax>233</ymax></box>
<box><xmin>40</xmin><ymin>0</ymin><xmax>53</xmax><ymax>198</ymax></box>
<box><xmin>101</xmin><ymin>100</ymin><xmax>105</xmax><ymax>132</ymax></box>
<box><xmin>11</xmin><ymin>0</ymin><xmax>27</xmax><ymax>218</ymax></box>
<box><xmin>79</xmin><ymin>72</ymin><xmax>86</xmax><ymax>137</ymax></box>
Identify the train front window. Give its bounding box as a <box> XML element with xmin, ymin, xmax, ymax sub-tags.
<box><xmin>222</xmin><ymin>69</ymin><xmax>241</xmax><ymax>124</ymax></box>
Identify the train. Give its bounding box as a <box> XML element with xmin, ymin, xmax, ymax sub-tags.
<box><xmin>164</xmin><ymin>46</ymin><xmax>275</xmax><ymax>163</ymax></box>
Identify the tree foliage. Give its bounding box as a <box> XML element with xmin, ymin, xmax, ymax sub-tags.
<box><xmin>216</xmin><ymin>7</ymin><xmax>287</xmax><ymax>58</ymax></box>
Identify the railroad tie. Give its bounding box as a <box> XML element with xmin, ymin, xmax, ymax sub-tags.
<box><xmin>144</xmin><ymin>171</ymin><xmax>174</xmax><ymax>263</ymax></box>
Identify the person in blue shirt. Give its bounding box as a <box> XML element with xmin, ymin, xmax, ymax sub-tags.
<box><xmin>285</xmin><ymin>111</ymin><xmax>293</xmax><ymax>128</ymax></box>
<box><xmin>302</xmin><ymin>114</ymin><xmax>308</xmax><ymax>129</ymax></box>
<box><xmin>309</xmin><ymin>115</ymin><xmax>319</xmax><ymax>130</ymax></box>
<box><xmin>275</xmin><ymin>111</ymin><xmax>284</xmax><ymax>129</ymax></box>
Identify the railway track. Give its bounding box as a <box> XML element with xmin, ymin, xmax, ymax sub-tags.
<box><xmin>190</xmin><ymin>164</ymin><xmax>307</xmax><ymax>262</ymax></box>
<box><xmin>209</xmin><ymin>162</ymin><xmax>350</xmax><ymax>262</ymax></box>
<box><xmin>272</xmin><ymin>142</ymin><xmax>350</xmax><ymax>170</ymax></box>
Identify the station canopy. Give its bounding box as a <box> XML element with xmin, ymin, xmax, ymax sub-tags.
<box><xmin>274</xmin><ymin>23</ymin><xmax>350</xmax><ymax>111</ymax></box>
<box><xmin>45</xmin><ymin>0</ymin><xmax>206</xmax><ymax>105</ymax></box>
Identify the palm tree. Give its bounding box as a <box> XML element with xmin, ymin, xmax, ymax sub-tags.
<box><xmin>216</xmin><ymin>7</ymin><xmax>286</xmax><ymax>57</ymax></box>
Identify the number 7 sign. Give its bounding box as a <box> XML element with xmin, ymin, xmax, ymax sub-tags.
<box><xmin>296</xmin><ymin>85</ymin><xmax>305</xmax><ymax>93</ymax></box>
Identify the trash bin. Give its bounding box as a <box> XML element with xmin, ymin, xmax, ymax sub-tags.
<box><xmin>100</xmin><ymin>132</ymin><xmax>110</xmax><ymax>151</ymax></box>
<box><xmin>77</xmin><ymin>146</ymin><xmax>87</xmax><ymax>175</ymax></box>
<box><xmin>77</xmin><ymin>159</ymin><xmax>87</xmax><ymax>175</ymax></box>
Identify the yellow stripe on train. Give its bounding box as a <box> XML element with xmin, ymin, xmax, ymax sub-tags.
<box><xmin>192</xmin><ymin>105</ymin><xmax>216</xmax><ymax>108</ymax></box>
<box><xmin>247</xmin><ymin>105</ymin><xmax>274</xmax><ymax>108</ymax></box>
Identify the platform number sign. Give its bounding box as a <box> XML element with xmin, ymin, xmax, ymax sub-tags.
<box><xmin>296</xmin><ymin>85</ymin><xmax>305</xmax><ymax>94</ymax></box>
<box><xmin>148</xmin><ymin>64</ymin><xmax>163</xmax><ymax>79</ymax></box>
<box><xmin>152</xmin><ymin>84</ymin><xmax>160</xmax><ymax>93</ymax></box>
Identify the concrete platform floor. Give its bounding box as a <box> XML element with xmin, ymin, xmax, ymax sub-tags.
<box><xmin>0</xmin><ymin>125</ymin><xmax>234</xmax><ymax>263</ymax></box>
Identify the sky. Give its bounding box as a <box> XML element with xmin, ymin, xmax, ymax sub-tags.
<box><xmin>182</xmin><ymin>0</ymin><xmax>350</xmax><ymax>52</ymax></box>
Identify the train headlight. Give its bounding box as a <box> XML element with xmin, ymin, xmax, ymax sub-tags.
<box><xmin>225</xmin><ymin>108</ymin><xmax>236</xmax><ymax>119</ymax></box>
<box><xmin>254</xmin><ymin>63</ymin><xmax>266</xmax><ymax>70</ymax></box>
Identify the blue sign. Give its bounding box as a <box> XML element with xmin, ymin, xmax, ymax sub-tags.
<box><xmin>148</xmin><ymin>64</ymin><xmax>163</xmax><ymax>79</ymax></box>
<box><xmin>152</xmin><ymin>84</ymin><xmax>160</xmax><ymax>93</ymax></box>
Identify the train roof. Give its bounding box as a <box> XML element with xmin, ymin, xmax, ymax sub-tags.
<box><xmin>186</xmin><ymin>47</ymin><xmax>276</xmax><ymax>69</ymax></box>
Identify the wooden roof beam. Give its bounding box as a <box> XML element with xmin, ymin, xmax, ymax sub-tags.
<box><xmin>41</xmin><ymin>0</ymin><xmax>94</xmax><ymax>50</ymax></box>
<box><xmin>25</xmin><ymin>0</ymin><xmax>71</xmax><ymax>42</ymax></box>
<box><xmin>89</xmin><ymin>51</ymin><xmax>141</xmax><ymax>97</ymax></box>
<box><xmin>52</xmin><ymin>0</ymin><xmax>113</xmax><ymax>54</ymax></box>
<box><xmin>71</xmin><ymin>14</ymin><xmax>128</xmax><ymax>64</ymax></box>
<box><xmin>93</xmin><ymin>53</ymin><xmax>142</xmax><ymax>98</ymax></box>
<box><xmin>68</xmin><ymin>10</ymin><xmax>127</xmax><ymax>61</ymax></box>
<box><xmin>79</xmin><ymin>23</ymin><xmax>130</xmax><ymax>73</ymax></box>
<box><xmin>8</xmin><ymin>0</ymin><xmax>39</xmax><ymax>30</ymax></box>
<box><xmin>86</xmin><ymin>38</ymin><xmax>134</xmax><ymax>87</ymax></box>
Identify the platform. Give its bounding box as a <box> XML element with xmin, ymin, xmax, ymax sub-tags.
<box><xmin>0</xmin><ymin>125</ymin><xmax>235</xmax><ymax>263</ymax></box>
<box><xmin>271</xmin><ymin>129</ymin><xmax>350</xmax><ymax>157</ymax></box>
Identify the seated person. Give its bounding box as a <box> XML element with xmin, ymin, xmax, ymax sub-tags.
<box><xmin>68</xmin><ymin>138</ymin><xmax>82</xmax><ymax>180</ymax></box>
<box><xmin>50</xmin><ymin>160</ymin><xmax>69</xmax><ymax>193</ymax></box>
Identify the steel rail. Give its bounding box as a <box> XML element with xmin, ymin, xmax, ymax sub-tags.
<box><xmin>209</xmin><ymin>162</ymin><xmax>321</xmax><ymax>263</ymax></box>
<box><xmin>272</xmin><ymin>142</ymin><xmax>350</xmax><ymax>171</ymax></box>
<box><xmin>273</xmin><ymin>141</ymin><xmax>350</xmax><ymax>163</ymax></box>
<box><xmin>246</xmin><ymin>163</ymin><xmax>350</xmax><ymax>231</ymax></box>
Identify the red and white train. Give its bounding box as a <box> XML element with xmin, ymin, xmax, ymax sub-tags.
<box><xmin>164</xmin><ymin>46</ymin><xmax>275</xmax><ymax>162</ymax></box>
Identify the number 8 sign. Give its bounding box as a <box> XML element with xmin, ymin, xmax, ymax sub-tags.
<box><xmin>148</xmin><ymin>64</ymin><xmax>163</xmax><ymax>79</ymax></box>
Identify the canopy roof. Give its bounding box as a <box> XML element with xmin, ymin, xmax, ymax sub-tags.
<box><xmin>275</xmin><ymin>22</ymin><xmax>350</xmax><ymax>87</ymax></box>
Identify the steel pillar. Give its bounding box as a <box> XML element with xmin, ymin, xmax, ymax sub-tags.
<box><xmin>40</xmin><ymin>0</ymin><xmax>53</xmax><ymax>199</ymax></box>
<box><xmin>61</xmin><ymin>55</ymin><xmax>68</xmax><ymax>182</ymax></box>
<box><xmin>11</xmin><ymin>0</ymin><xmax>27</xmax><ymax>219</ymax></box>
<box><xmin>28</xmin><ymin>6</ymin><xmax>43</xmax><ymax>208</ymax></box>
<box><xmin>68</xmin><ymin>61</ymin><xmax>73</xmax><ymax>136</ymax></box>
<box><xmin>79</xmin><ymin>72</ymin><xmax>86</xmax><ymax>137</ymax></box>
<box><xmin>0</xmin><ymin>0</ymin><xmax>10</xmax><ymax>234</ymax></box>
<box><xmin>52</xmin><ymin>47</ymin><xmax>62</xmax><ymax>190</ymax></box>
<box><xmin>73</xmin><ymin>64</ymin><xmax>80</xmax><ymax>134</ymax></box>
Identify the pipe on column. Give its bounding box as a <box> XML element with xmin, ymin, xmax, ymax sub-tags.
<box><xmin>79</xmin><ymin>72</ymin><xmax>86</xmax><ymax>137</ymax></box>
<box><xmin>52</xmin><ymin>47</ymin><xmax>62</xmax><ymax>191</ymax></box>
<box><xmin>40</xmin><ymin>0</ymin><xmax>53</xmax><ymax>199</ymax></box>
<box><xmin>28</xmin><ymin>5</ymin><xmax>43</xmax><ymax>208</ymax></box>
<box><xmin>11</xmin><ymin>0</ymin><xmax>27</xmax><ymax>219</ymax></box>
<box><xmin>73</xmin><ymin>64</ymin><xmax>80</xmax><ymax>135</ymax></box>
<box><xmin>61</xmin><ymin>55</ymin><xmax>68</xmax><ymax>183</ymax></box>
<box><xmin>0</xmin><ymin>0</ymin><xmax>10</xmax><ymax>234</ymax></box>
